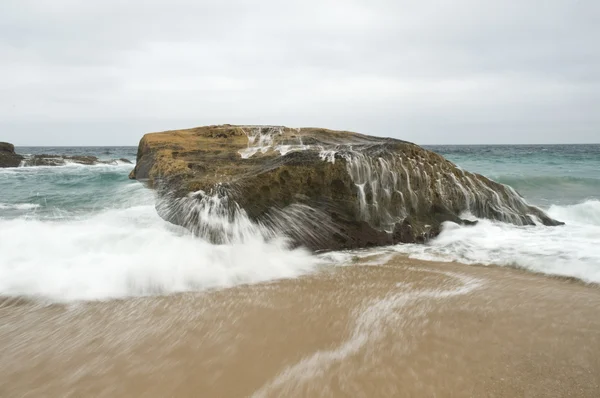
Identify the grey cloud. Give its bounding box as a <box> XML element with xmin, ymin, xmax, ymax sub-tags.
<box><xmin>1</xmin><ymin>0</ymin><xmax>598</xmax><ymax>145</ymax></box>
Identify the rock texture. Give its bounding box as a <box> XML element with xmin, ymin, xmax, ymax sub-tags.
<box><xmin>0</xmin><ymin>142</ymin><xmax>24</xmax><ymax>168</ymax></box>
<box><xmin>19</xmin><ymin>155</ymin><xmax>132</xmax><ymax>167</ymax></box>
<box><xmin>130</xmin><ymin>125</ymin><xmax>563</xmax><ymax>251</ymax></box>
<box><xmin>0</xmin><ymin>142</ymin><xmax>134</xmax><ymax>168</ymax></box>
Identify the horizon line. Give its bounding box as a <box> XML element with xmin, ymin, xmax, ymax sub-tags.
<box><xmin>11</xmin><ymin>142</ymin><xmax>600</xmax><ymax>147</ymax></box>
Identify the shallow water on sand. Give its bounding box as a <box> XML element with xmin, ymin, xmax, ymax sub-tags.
<box><xmin>1</xmin><ymin>257</ymin><xmax>599</xmax><ymax>397</ymax></box>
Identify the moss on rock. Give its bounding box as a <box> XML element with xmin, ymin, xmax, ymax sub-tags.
<box><xmin>131</xmin><ymin>125</ymin><xmax>563</xmax><ymax>251</ymax></box>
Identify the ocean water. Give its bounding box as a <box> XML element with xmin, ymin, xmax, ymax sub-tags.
<box><xmin>400</xmin><ymin>144</ymin><xmax>600</xmax><ymax>282</ymax></box>
<box><xmin>0</xmin><ymin>144</ymin><xmax>599</xmax><ymax>302</ymax></box>
<box><xmin>424</xmin><ymin>144</ymin><xmax>600</xmax><ymax>207</ymax></box>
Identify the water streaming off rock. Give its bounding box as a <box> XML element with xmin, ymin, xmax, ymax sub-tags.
<box><xmin>138</xmin><ymin>125</ymin><xmax>561</xmax><ymax>252</ymax></box>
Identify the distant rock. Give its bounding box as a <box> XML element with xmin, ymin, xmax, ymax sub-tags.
<box><xmin>18</xmin><ymin>155</ymin><xmax>134</xmax><ymax>167</ymax></box>
<box><xmin>21</xmin><ymin>155</ymin><xmax>100</xmax><ymax>167</ymax></box>
<box><xmin>0</xmin><ymin>142</ymin><xmax>24</xmax><ymax>168</ymax></box>
<box><xmin>130</xmin><ymin>125</ymin><xmax>564</xmax><ymax>251</ymax></box>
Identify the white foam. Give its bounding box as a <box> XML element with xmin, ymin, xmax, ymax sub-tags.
<box><xmin>316</xmin><ymin>248</ymin><xmax>395</xmax><ymax>266</ymax></box>
<box><xmin>8</xmin><ymin>162</ymin><xmax>134</xmax><ymax>172</ymax></box>
<box><xmin>0</xmin><ymin>203</ymin><xmax>40</xmax><ymax>210</ymax></box>
<box><xmin>393</xmin><ymin>200</ymin><xmax>600</xmax><ymax>283</ymax></box>
<box><xmin>0</xmin><ymin>204</ymin><xmax>318</xmax><ymax>302</ymax></box>
<box><xmin>548</xmin><ymin>200</ymin><xmax>600</xmax><ymax>226</ymax></box>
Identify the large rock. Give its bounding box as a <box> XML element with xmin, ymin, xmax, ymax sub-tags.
<box><xmin>0</xmin><ymin>142</ymin><xmax>24</xmax><ymax>168</ymax></box>
<box><xmin>130</xmin><ymin>125</ymin><xmax>563</xmax><ymax>250</ymax></box>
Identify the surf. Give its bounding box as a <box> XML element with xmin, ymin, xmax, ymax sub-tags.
<box><xmin>1</xmin><ymin>144</ymin><xmax>599</xmax><ymax>304</ymax></box>
<box><xmin>0</xmin><ymin>200</ymin><xmax>318</xmax><ymax>302</ymax></box>
<box><xmin>393</xmin><ymin>200</ymin><xmax>600</xmax><ymax>283</ymax></box>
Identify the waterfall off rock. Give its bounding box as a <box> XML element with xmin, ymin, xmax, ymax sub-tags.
<box><xmin>130</xmin><ymin>125</ymin><xmax>563</xmax><ymax>250</ymax></box>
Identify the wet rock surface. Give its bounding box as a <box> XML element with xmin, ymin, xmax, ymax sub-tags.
<box><xmin>0</xmin><ymin>142</ymin><xmax>24</xmax><ymax>168</ymax></box>
<box><xmin>1</xmin><ymin>151</ymin><xmax>134</xmax><ymax>167</ymax></box>
<box><xmin>21</xmin><ymin>155</ymin><xmax>101</xmax><ymax>166</ymax></box>
<box><xmin>130</xmin><ymin>125</ymin><xmax>564</xmax><ymax>251</ymax></box>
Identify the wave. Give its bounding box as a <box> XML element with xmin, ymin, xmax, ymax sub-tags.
<box><xmin>548</xmin><ymin>200</ymin><xmax>600</xmax><ymax>226</ymax></box>
<box><xmin>491</xmin><ymin>175</ymin><xmax>600</xmax><ymax>206</ymax></box>
<box><xmin>2</xmin><ymin>150</ymin><xmax>598</xmax><ymax>302</ymax></box>
<box><xmin>394</xmin><ymin>200</ymin><xmax>600</xmax><ymax>283</ymax></box>
<box><xmin>19</xmin><ymin>161</ymin><xmax>135</xmax><ymax>169</ymax></box>
<box><xmin>0</xmin><ymin>164</ymin><xmax>143</xmax><ymax>219</ymax></box>
<box><xmin>2</xmin><ymin>198</ymin><xmax>598</xmax><ymax>301</ymax></box>
<box><xmin>494</xmin><ymin>175</ymin><xmax>600</xmax><ymax>189</ymax></box>
<box><xmin>0</xmin><ymin>163</ymin><xmax>134</xmax><ymax>177</ymax></box>
<box><xmin>0</xmin><ymin>204</ymin><xmax>318</xmax><ymax>302</ymax></box>
<box><xmin>0</xmin><ymin>203</ymin><xmax>41</xmax><ymax>210</ymax></box>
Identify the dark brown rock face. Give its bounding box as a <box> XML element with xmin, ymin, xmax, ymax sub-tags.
<box><xmin>0</xmin><ymin>142</ymin><xmax>24</xmax><ymax>168</ymax></box>
<box><xmin>130</xmin><ymin>125</ymin><xmax>563</xmax><ymax>251</ymax></box>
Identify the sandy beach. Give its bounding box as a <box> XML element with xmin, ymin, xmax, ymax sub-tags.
<box><xmin>3</xmin><ymin>0</ymin><xmax>600</xmax><ymax>396</ymax></box>
<box><xmin>1</xmin><ymin>254</ymin><xmax>599</xmax><ymax>397</ymax></box>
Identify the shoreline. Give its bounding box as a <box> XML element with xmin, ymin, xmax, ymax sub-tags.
<box><xmin>398</xmin><ymin>253</ymin><xmax>600</xmax><ymax>287</ymax></box>
<box><xmin>1</xmin><ymin>255</ymin><xmax>600</xmax><ymax>397</ymax></box>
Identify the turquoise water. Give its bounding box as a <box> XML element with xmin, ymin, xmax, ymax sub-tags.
<box><xmin>0</xmin><ymin>147</ymin><xmax>140</xmax><ymax>218</ymax></box>
<box><xmin>424</xmin><ymin>144</ymin><xmax>600</xmax><ymax>206</ymax></box>
<box><xmin>0</xmin><ymin>145</ymin><xmax>599</xmax><ymax>301</ymax></box>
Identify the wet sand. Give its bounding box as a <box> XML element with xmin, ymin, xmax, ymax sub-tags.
<box><xmin>1</xmin><ymin>256</ymin><xmax>600</xmax><ymax>397</ymax></box>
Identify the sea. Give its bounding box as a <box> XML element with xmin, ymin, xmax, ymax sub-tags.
<box><xmin>1</xmin><ymin>144</ymin><xmax>599</xmax><ymax>302</ymax></box>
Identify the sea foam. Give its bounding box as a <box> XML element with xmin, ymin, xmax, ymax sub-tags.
<box><xmin>0</xmin><ymin>203</ymin><xmax>318</xmax><ymax>302</ymax></box>
<box><xmin>393</xmin><ymin>200</ymin><xmax>600</xmax><ymax>283</ymax></box>
<box><xmin>0</xmin><ymin>203</ymin><xmax>41</xmax><ymax>210</ymax></box>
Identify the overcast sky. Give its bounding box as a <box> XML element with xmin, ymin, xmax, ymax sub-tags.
<box><xmin>1</xmin><ymin>0</ymin><xmax>599</xmax><ymax>145</ymax></box>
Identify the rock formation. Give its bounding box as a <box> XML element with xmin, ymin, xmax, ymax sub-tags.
<box><xmin>0</xmin><ymin>142</ymin><xmax>24</xmax><ymax>168</ymax></box>
<box><xmin>130</xmin><ymin>125</ymin><xmax>563</xmax><ymax>251</ymax></box>
<box><xmin>19</xmin><ymin>155</ymin><xmax>132</xmax><ymax>167</ymax></box>
<box><xmin>0</xmin><ymin>143</ymin><xmax>134</xmax><ymax>167</ymax></box>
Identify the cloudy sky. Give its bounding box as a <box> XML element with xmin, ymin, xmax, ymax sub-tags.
<box><xmin>1</xmin><ymin>0</ymin><xmax>599</xmax><ymax>145</ymax></box>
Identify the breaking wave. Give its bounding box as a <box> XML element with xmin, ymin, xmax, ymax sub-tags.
<box><xmin>0</xmin><ymin>203</ymin><xmax>41</xmax><ymax>210</ymax></box>
<box><xmin>0</xmin><ymin>200</ymin><xmax>318</xmax><ymax>302</ymax></box>
<box><xmin>394</xmin><ymin>200</ymin><xmax>600</xmax><ymax>283</ymax></box>
<box><xmin>0</xmin><ymin>159</ymin><xmax>319</xmax><ymax>302</ymax></box>
<box><xmin>1</xmin><ymin>143</ymin><xmax>598</xmax><ymax>304</ymax></box>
